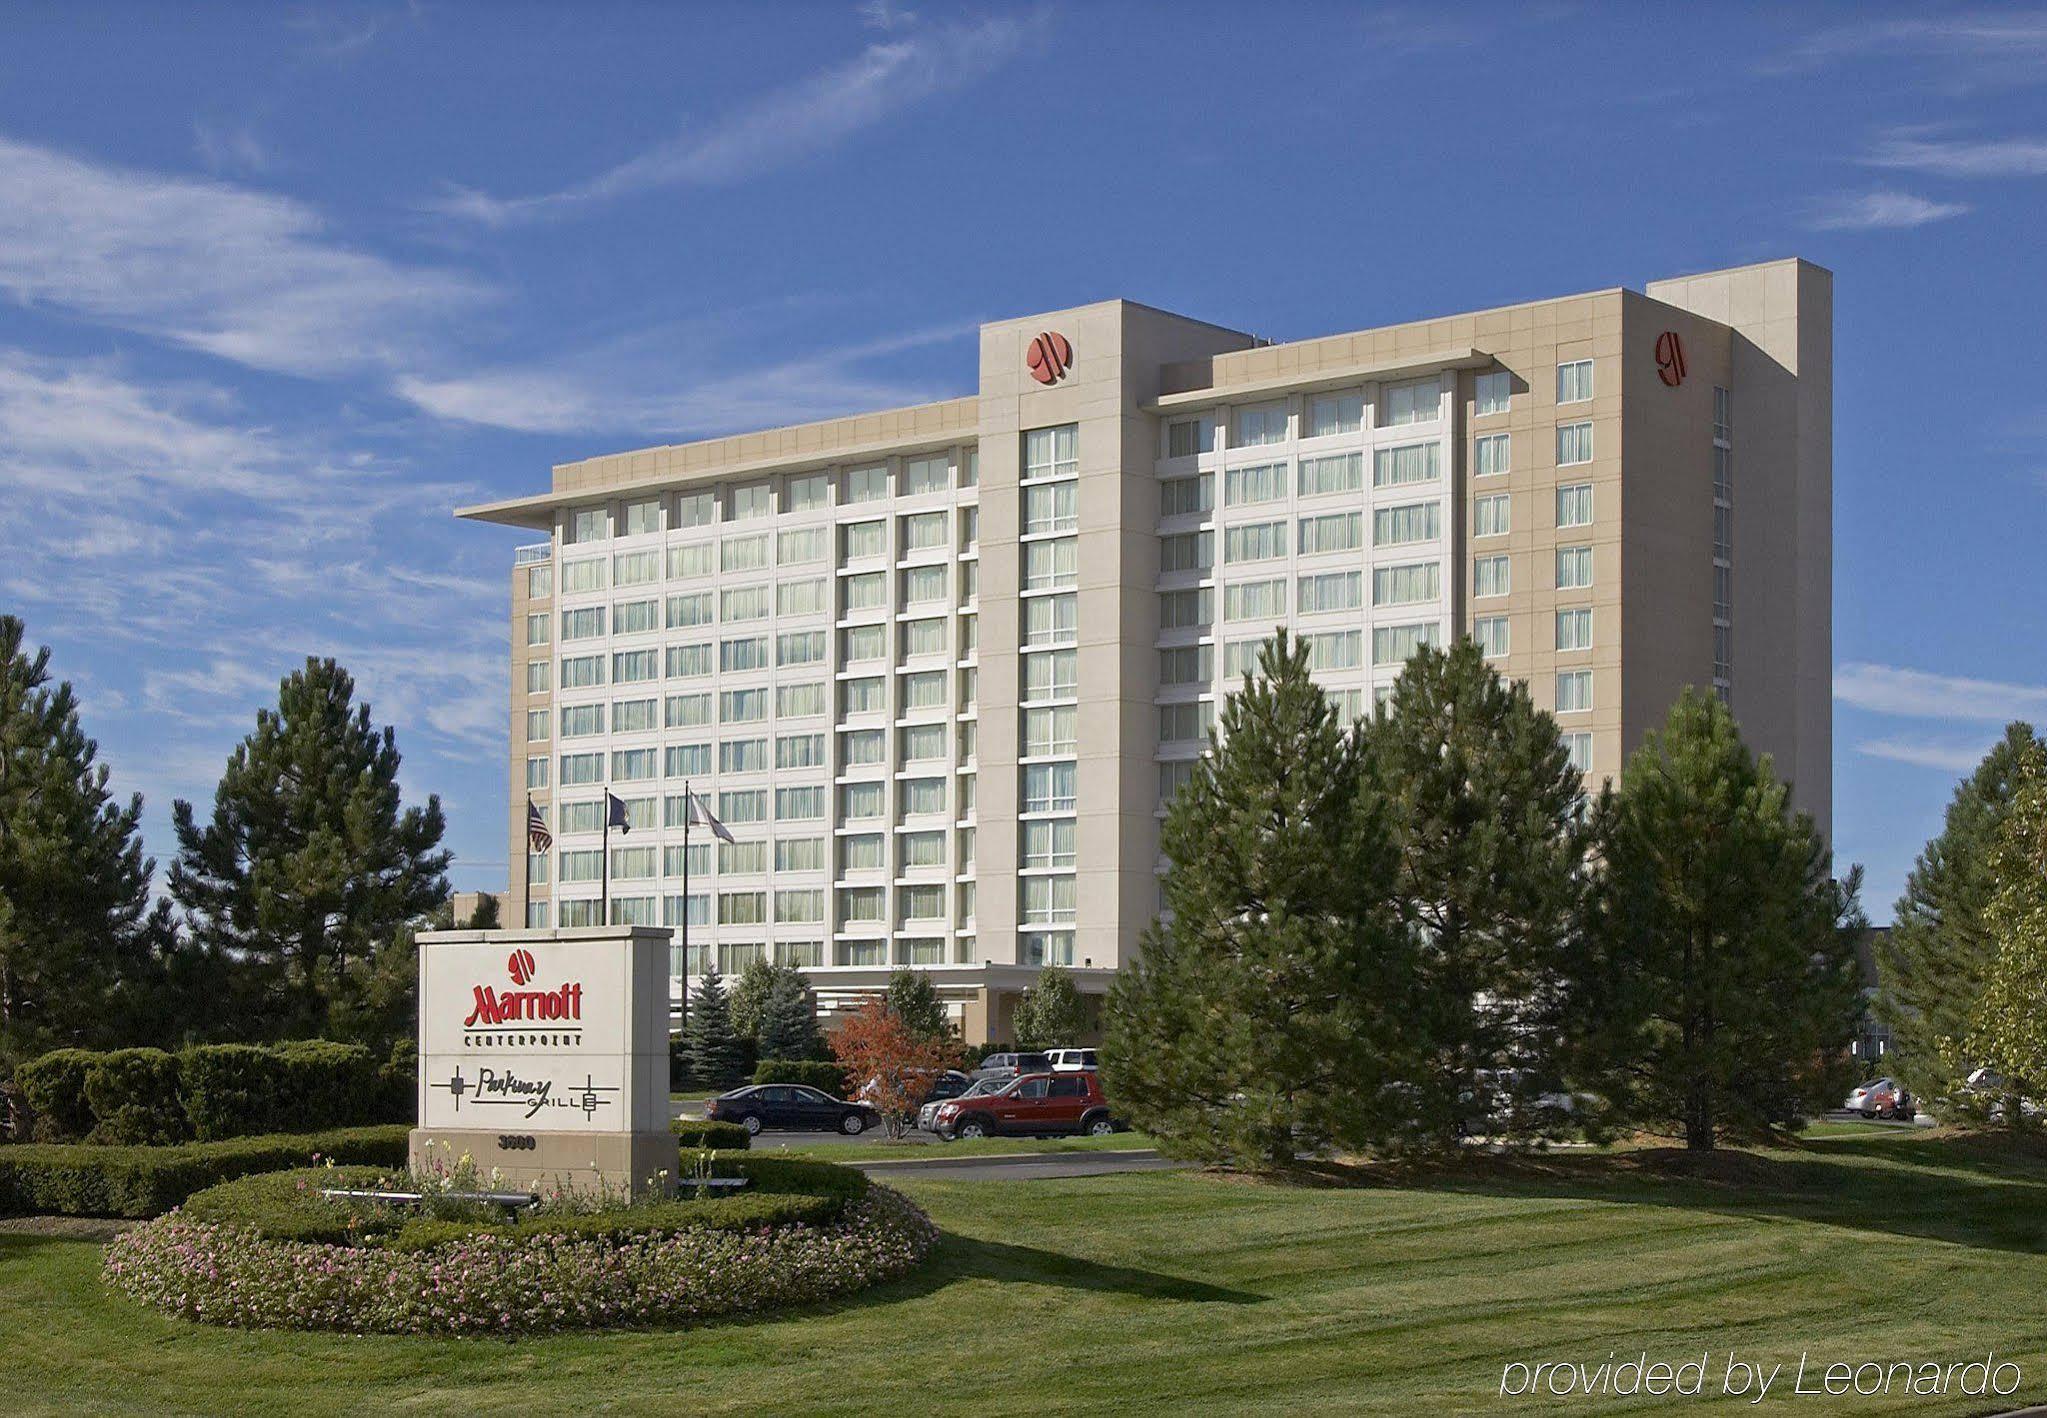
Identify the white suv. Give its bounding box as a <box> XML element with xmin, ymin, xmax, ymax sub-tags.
<box><xmin>1046</xmin><ymin>1048</ymin><xmax>1098</xmax><ymax>1072</ymax></box>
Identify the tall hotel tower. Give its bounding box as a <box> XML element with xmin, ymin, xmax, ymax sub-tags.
<box><xmin>459</xmin><ymin>258</ymin><xmax>1831</xmax><ymax>1041</ymax></box>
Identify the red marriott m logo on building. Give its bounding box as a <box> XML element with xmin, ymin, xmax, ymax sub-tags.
<box><xmin>465</xmin><ymin>951</ymin><xmax>583</xmax><ymax>1027</ymax></box>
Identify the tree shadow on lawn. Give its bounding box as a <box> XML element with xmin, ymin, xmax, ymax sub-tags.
<box><xmin>1281</xmin><ymin>1133</ymin><xmax>2047</xmax><ymax>1257</ymax></box>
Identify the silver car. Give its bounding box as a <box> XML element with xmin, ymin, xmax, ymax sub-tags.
<box><xmin>920</xmin><ymin>1077</ymin><xmax>1000</xmax><ymax>1133</ymax></box>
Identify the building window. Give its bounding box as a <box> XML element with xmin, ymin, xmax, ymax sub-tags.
<box><xmin>1556</xmin><ymin>546</ymin><xmax>1594</xmax><ymax>590</ymax></box>
<box><xmin>1298</xmin><ymin>452</ymin><xmax>1363</xmax><ymax>498</ymax></box>
<box><xmin>1023</xmin><ymin>480</ymin><xmax>1078</xmax><ymax>533</ymax></box>
<box><xmin>1166</xmin><ymin>417</ymin><xmax>1212</xmax><ymax>459</ymax></box>
<box><xmin>1475</xmin><ymin>370</ymin><xmax>1512</xmax><ymax>417</ymax></box>
<box><xmin>1297</xmin><ymin>511</ymin><xmax>1363</xmax><ymax>556</ymax></box>
<box><xmin>1373</xmin><ymin>501</ymin><xmax>1442</xmax><ymax>547</ymax></box>
<box><xmin>902</xmin><ymin>510</ymin><xmax>949</xmax><ymax>551</ymax></box>
<box><xmin>525</xmin><ymin>564</ymin><xmax>552</xmax><ymax>598</ymax></box>
<box><xmin>526</xmin><ymin>755</ymin><xmax>549</xmax><ymax>788</ymax></box>
<box><xmin>1305</xmin><ymin>630</ymin><xmax>1361</xmax><ymax>671</ymax></box>
<box><xmin>1381</xmin><ymin>377</ymin><xmax>1439</xmax><ymax>427</ymax></box>
<box><xmin>525</xmin><ymin>659</ymin><xmax>550</xmax><ymax>694</ymax></box>
<box><xmin>1474</xmin><ymin>615</ymin><xmax>1510</xmax><ymax>659</ymax></box>
<box><xmin>1373</xmin><ymin>442</ymin><xmax>1440</xmax><ymax>489</ymax></box>
<box><xmin>783</xmin><ymin>472</ymin><xmax>829</xmax><ymax>513</ymax></box>
<box><xmin>1473</xmin><ymin>555</ymin><xmax>1511</xmax><ymax>599</ymax></box>
<box><xmin>1556</xmin><ymin>669</ymin><xmax>1594</xmax><ymax>714</ymax></box>
<box><xmin>1224</xmin><ymin>521</ymin><xmax>1285</xmax><ymax>564</ymax></box>
<box><xmin>1475</xmin><ymin>433</ymin><xmax>1510</xmax><ymax>478</ymax></box>
<box><xmin>1224</xmin><ymin>462</ymin><xmax>1286</xmax><ymax>507</ymax></box>
<box><xmin>1160</xmin><ymin>474</ymin><xmax>1212</xmax><ymax>518</ymax></box>
<box><xmin>903</xmin><ymin>454</ymin><xmax>949</xmax><ymax>496</ymax></box>
<box><xmin>1556</xmin><ymin>483</ymin><xmax>1594</xmax><ymax>529</ymax></box>
<box><xmin>669</xmin><ymin>542</ymin><xmax>713</xmax><ymax>579</ymax></box>
<box><xmin>569</xmin><ymin>506</ymin><xmax>609</xmax><ymax>544</ymax></box>
<box><xmin>1021</xmin><ymin>875</ymin><xmax>1077</xmax><ymax>925</ymax></box>
<box><xmin>1474</xmin><ymin>493</ymin><xmax>1511</xmax><ymax>538</ymax></box>
<box><xmin>1159</xmin><ymin>645</ymin><xmax>1211</xmax><ymax>686</ymax></box>
<box><xmin>1233</xmin><ymin>404</ymin><xmax>1288</xmax><ymax>447</ymax></box>
<box><xmin>1556</xmin><ymin>422</ymin><xmax>1594</xmax><ymax>466</ymax></box>
<box><xmin>1023</xmin><ymin>424</ymin><xmax>1079</xmax><ymax>482</ymax></box>
<box><xmin>1563</xmin><ymin>731</ymin><xmax>1592</xmax><ymax>773</ymax></box>
<box><xmin>844</xmin><ymin>464</ymin><xmax>888</xmax><ymax>503</ymax></box>
<box><xmin>526</xmin><ymin>613</ymin><xmax>550</xmax><ymax>646</ymax></box>
<box><xmin>1372</xmin><ymin>622</ymin><xmax>1440</xmax><ymax>666</ymax></box>
<box><xmin>1022</xmin><ymin>761</ymin><xmax>1077</xmax><ymax>813</ymax></box>
<box><xmin>1158</xmin><ymin>701</ymin><xmax>1211</xmax><ymax>745</ymax></box>
<box><xmin>1024</xmin><ymin>538</ymin><xmax>1078</xmax><ymax>589</ymax></box>
<box><xmin>1556</xmin><ymin>359</ymin><xmax>1594</xmax><ymax>405</ymax></box>
<box><xmin>1223</xmin><ymin>578</ymin><xmax>1285</xmax><ymax>623</ymax></box>
<box><xmin>778</xmin><ymin>527</ymin><xmax>828</xmax><ymax>566</ymax></box>
<box><xmin>1372</xmin><ymin>563</ymin><xmax>1440</xmax><ymax>607</ymax></box>
<box><xmin>1297</xmin><ymin>570</ymin><xmax>1362</xmax><ymax>614</ymax></box>
<box><xmin>1556</xmin><ymin>607</ymin><xmax>1593</xmax><ymax>652</ymax></box>
<box><xmin>675</xmin><ymin>491</ymin><xmax>715</xmax><ymax>528</ymax></box>
<box><xmin>721</xmin><ymin>533</ymin><xmax>769</xmax><ymax>573</ymax></box>
<box><xmin>561</xmin><ymin>607</ymin><xmax>605</xmax><ymax>640</ymax></box>
<box><xmin>1022</xmin><ymin>649</ymin><xmax>1077</xmax><ymax>702</ymax></box>
<box><xmin>1022</xmin><ymin>817</ymin><xmax>1078</xmax><ymax>870</ymax></box>
<box><xmin>1159</xmin><ymin>530</ymin><xmax>1212</xmax><ymax>574</ymax></box>
<box><xmin>1024</xmin><ymin>592</ymin><xmax>1078</xmax><ymax>645</ymax></box>
<box><xmin>1306</xmin><ymin>391</ymin><xmax>1364</xmax><ymax>438</ymax></box>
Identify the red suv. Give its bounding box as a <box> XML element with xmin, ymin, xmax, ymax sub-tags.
<box><xmin>930</xmin><ymin>1071</ymin><xmax>1119</xmax><ymax>1140</ymax></box>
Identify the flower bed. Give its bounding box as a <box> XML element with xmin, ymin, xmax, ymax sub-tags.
<box><xmin>102</xmin><ymin>1154</ymin><xmax>935</xmax><ymax>1334</ymax></box>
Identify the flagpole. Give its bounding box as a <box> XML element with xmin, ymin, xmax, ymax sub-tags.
<box><xmin>521</xmin><ymin>797</ymin><xmax>529</xmax><ymax>929</ymax></box>
<box><xmin>601</xmin><ymin>786</ymin><xmax>611</xmax><ymax>926</ymax></box>
<box><xmin>681</xmin><ymin>778</ymin><xmax>692</xmax><ymax>986</ymax></box>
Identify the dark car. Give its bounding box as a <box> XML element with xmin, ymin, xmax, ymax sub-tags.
<box><xmin>930</xmin><ymin>1071</ymin><xmax>1120</xmax><ymax>1140</ymax></box>
<box><xmin>970</xmin><ymin>1051</ymin><xmax>1053</xmax><ymax>1085</ymax></box>
<box><xmin>705</xmin><ymin>1084</ymin><xmax>876</xmax><ymax>1136</ymax></box>
<box><xmin>855</xmin><ymin>1068</ymin><xmax>973</xmax><ymax>1123</ymax></box>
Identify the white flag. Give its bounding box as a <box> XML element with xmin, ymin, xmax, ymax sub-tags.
<box><xmin>690</xmin><ymin>790</ymin><xmax>737</xmax><ymax>843</ymax></box>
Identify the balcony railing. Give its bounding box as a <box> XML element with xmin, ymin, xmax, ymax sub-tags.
<box><xmin>514</xmin><ymin>543</ymin><xmax>553</xmax><ymax>565</ymax></box>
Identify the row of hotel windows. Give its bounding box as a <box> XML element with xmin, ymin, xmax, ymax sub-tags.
<box><xmin>1158</xmin><ymin>502</ymin><xmax>1444</xmax><ymax>574</ymax></box>
<box><xmin>1471</xmin><ymin>547</ymin><xmax>1597</xmax><ymax>599</ymax></box>
<box><xmin>1162</xmin><ymin>360</ymin><xmax>1593</xmax><ymax>458</ymax></box>
<box><xmin>1020</xmin><ymin>426</ymin><xmax>1080</xmax><ymax>957</ymax></box>
<box><xmin>561</xmin><ymin>451</ymin><xmax>978</xmax><ymax>547</ymax></box>
<box><xmin>532</xmin><ymin>575</ymin><xmax>978</xmax><ymax>654</ymax></box>
<box><xmin>531</xmin><ymin>828</ymin><xmax>981</xmax><ymax>880</ymax></box>
<box><xmin>1160</xmin><ymin>622</ymin><xmax>1441</xmax><ymax>685</ymax></box>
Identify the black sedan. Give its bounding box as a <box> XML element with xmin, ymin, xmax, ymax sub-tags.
<box><xmin>706</xmin><ymin>1084</ymin><xmax>877</xmax><ymax>1136</ymax></box>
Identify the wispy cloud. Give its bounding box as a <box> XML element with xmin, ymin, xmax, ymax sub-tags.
<box><xmin>395</xmin><ymin>320</ymin><xmax>972</xmax><ymax>436</ymax></box>
<box><xmin>286</xmin><ymin>1</ymin><xmax>423</xmax><ymax>61</ymax></box>
<box><xmin>1856</xmin><ymin>736</ymin><xmax>2006</xmax><ymax>773</ymax></box>
<box><xmin>0</xmin><ymin>135</ymin><xmax>491</xmax><ymax>379</ymax></box>
<box><xmin>192</xmin><ymin>119</ymin><xmax>275</xmax><ymax>175</ymax></box>
<box><xmin>1803</xmin><ymin>189</ymin><xmax>1971</xmax><ymax>231</ymax></box>
<box><xmin>431</xmin><ymin>16</ymin><xmax>1037</xmax><ymax>226</ymax></box>
<box><xmin>1864</xmin><ymin>132</ymin><xmax>2047</xmax><ymax>179</ymax></box>
<box><xmin>1765</xmin><ymin>12</ymin><xmax>2047</xmax><ymax>87</ymax></box>
<box><xmin>1835</xmin><ymin>662</ymin><xmax>2047</xmax><ymax>723</ymax></box>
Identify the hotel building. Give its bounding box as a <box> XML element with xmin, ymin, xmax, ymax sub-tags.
<box><xmin>458</xmin><ymin>257</ymin><xmax>1832</xmax><ymax>1041</ymax></box>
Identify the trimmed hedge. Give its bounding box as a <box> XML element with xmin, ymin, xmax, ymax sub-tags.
<box><xmin>84</xmin><ymin>1049</ymin><xmax>186</xmax><ymax>1146</ymax></box>
<box><xmin>15</xmin><ymin>1050</ymin><xmax>94</xmax><ymax>1143</ymax></box>
<box><xmin>172</xmin><ymin>1152</ymin><xmax>872</xmax><ymax>1254</ymax></box>
<box><xmin>752</xmin><ymin>1059</ymin><xmax>850</xmax><ymax>1096</ymax></box>
<box><xmin>672</xmin><ymin>1119</ymin><xmax>750</xmax><ymax>1152</ymax></box>
<box><xmin>0</xmin><ymin>1125</ymin><xmax>410</xmax><ymax>1219</ymax></box>
<box><xmin>10</xmin><ymin>1040</ymin><xmax>402</xmax><ymax>1144</ymax></box>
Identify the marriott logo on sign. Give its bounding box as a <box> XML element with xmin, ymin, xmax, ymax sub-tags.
<box><xmin>465</xmin><ymin>949</ymin><xmax>584</xmax><ymax>1028</ymax></box>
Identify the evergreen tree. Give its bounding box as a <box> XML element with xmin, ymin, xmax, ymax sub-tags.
<box><xmin>1102</xmin><ymin>631</ymin><xmax>1409</xmax><ymax>1169</ymax></box>
<box><xmin>1958</xmin><ymin>737</ymin><xmax>2047</xmax><ymax>1129</ymax></box>
<box><xmin>679</xmin><ymin>966</ymin><xmax>746</xmax><ymax>1090</ymax></box>
<box><xmin>1365</xmin><ymin>639</ymin><xmax>1593</xmax><ymax>1144</ymax></box>
<box><xmin>464</xmin><ymin>894</ymin><xmax>501</xmax><ymax>930</ymax></box>
<box><xmin>1013</xmin><ymin>966</ymin><xmax>1087</xmax><ymax>1049</ymax></box>
<box><xmin>1568</xmin><ymin>690</ymin><xmax>1862</xmax><ymax>1150</ymax></box>
<box><xmin>0</xmin><ymin>616</ymin><xmax>181</xmax><ymax>1068</ymax></box>
<box><xmin>885</xmin><ymin>966</ymin><xmax>950</xmax><ymax>1041</ymax></box>
<box><xmin>1878</xmin><ymin>722</ymin><xmax>2041</xmax><ymax>1105</ymax></box>
<box><xmin>756</xmin><ymin>968</ymin><xmax>820</xmax><ymax>1062</ymax></box>
<box><xmin>729</xmin><ymin>956</ymin><xmax>780</xmax><ymax>1042</ymax></box>
<box><xmin>168</xmin><ymin>658</ymin><xmax>450</xmax><ymax>1044</ymax></box>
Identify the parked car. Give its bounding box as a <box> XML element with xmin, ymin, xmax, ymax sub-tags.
<box><xmin>930</xmin><ymin>1071</ymin><xmax>1120</xmax><ymax>1140</ymax></box>
<box><xmin>705</xmin><ymin>1084</ymin><xmax>877</xmax><ymax>1136</ymax></box>
<box><xmin>1046</xmin><ymin>1048</ymin><xmax>1099</xmax><ymax>1072</ymax></box>
<box><xmin>970</xmin><ymin>1051</ymin><xmax>1052</xmax><ymax>1084</ymax></box>
<box><xmin>856</xmin><ymin>1068</ymin><xmax>972</xmax><ymax>1121</ymax></box>
<box><xmin>919</xmin><ymin>1077</ymin><xmax>1000</xmax><ymax>1134</ymax></box>
<box><xmin>1844</xmin><ymin>1077</ymin><xmax>1914</xmax><ymax>1120</ymax></box>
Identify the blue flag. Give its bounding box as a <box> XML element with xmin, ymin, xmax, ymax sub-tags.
<box><xmin>606</xmin><ymin>791</ymin><xmax>631</xmax><ymax>834</ymax></box>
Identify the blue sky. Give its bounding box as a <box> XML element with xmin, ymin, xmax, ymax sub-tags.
<box><xmin>1</xmin><ymin>2</ymin><xmax>2043</xmax><ymax>917</ymax></box>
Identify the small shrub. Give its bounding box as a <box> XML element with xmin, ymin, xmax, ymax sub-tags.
<box><xmin>672</xmin><ymin>1119</ymin><xmax>750</xmax><ymax>1152</ymax></box>
<box><xmin>15</xmin><ymin>1050</ymin><xmax>95</xmax><ymax>1142</ymax></box>
<box><xmin>0</xmin><ymin>1125</ymin><xmax>409</xmax><ymax>1219</ymax></box>
<box><xmin>83</xmin><ymin>1048</ymin><xmax>187</xmax><ymax>1145</ymax></box>
<box><xmin>751</xmin><ymin>1059</ymin><xmax>849</xmax><ymax>1096</ymax></box>
<box><xmin>177</xmin><ymin>1044</ymin><xmax>290</xmax><ymax>1141</ymax></box>
<box><xmin>272</xmin><ymin>1041</ymin><xmax>381</xmax><ymax>1131</ymax></box>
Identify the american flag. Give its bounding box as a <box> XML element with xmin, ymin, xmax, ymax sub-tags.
<box><xmin>526</xmin><ymin>797</ymin><xmax>553</xmax><ymax>853</ymax></box>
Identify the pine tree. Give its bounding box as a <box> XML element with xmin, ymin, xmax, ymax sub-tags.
<box><xmin>756</xmin><ymin>968</ymin><xmax>820</xmax><ymax>1062</ymax></box>
<box><xmin>1569</xmin><ymin>689</ymin><xmax>1863</xmax><ymax>1150</ymax></box>
<box><xmin>885</xmin><ymin>966</ymin><xmax>950</xmax><ymax>1042</ymax></box>
<box><xmin>1878</xmin><ymin>722</ymin><xmax>2041</xmax><ymax>1106</ymax></box>
<box><xmin>679</xmin><ymin>966</ymin><xmax>746</xmax><ymax>1090</ymax></box>
<box><xmin>1365</xmin><ymin>639</ymin><xmax>1593</xmax><ymax>1144</ymax></box>
<box><xmin>1014</xmin><ymin>966</ymin><xmax>1087</xmax><ymax>1049</ymax></box>
<box><xmin>0</xmin><ymin>616</ymin><xmax>181</xmax><ymax>1069</ymax></box>
<box><xmin>167</xmin><ymin>657</ymin><xmax>450</xmax><ymax>1044</ymax></box>
<box><xmin>1958</xmin><ymin>737</ymin><xmax>2047</xmax><ymax>1129</ymax></box>
<box><xmin>1102</xmin><ymin>630</ymin><xmax>1410</xmax><ymax>1169</ymax></box>
<box><xmin>464</xmin><ymin>894</ymin><xmax>502</xmax><ymax>930</ymax></box>
<box><xmin>729</xmin><ymin>956</ymin><xmax>780</xmax><ymax>1042</ymax></box>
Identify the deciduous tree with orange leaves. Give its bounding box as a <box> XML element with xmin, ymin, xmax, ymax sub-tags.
<box><xmin>830</xmin><ymin>999</ymin><xmax>962</xmax><ymax>1140</ymax></box>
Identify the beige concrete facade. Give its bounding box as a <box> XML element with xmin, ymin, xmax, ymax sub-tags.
<box><xmin>459</xmin><ymin>259</ymin><xmax>1832</xmax><ymax>1042</ymax></box>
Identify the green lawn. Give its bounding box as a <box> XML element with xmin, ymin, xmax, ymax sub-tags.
<box><xmin>5</xmin><ymin>1129</ymin><xmax>2047</xmax><ymax>1415</ymax></box>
